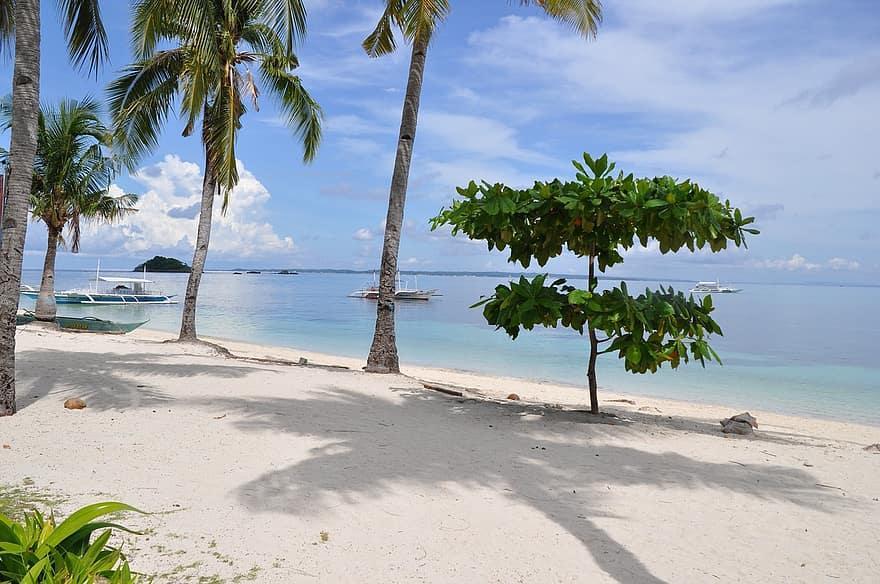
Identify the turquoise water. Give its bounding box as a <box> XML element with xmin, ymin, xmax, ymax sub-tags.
<box><xmin>19</xmin><ymin>269</ymin><xmax>880</xmax><ymax>426</ymax></box>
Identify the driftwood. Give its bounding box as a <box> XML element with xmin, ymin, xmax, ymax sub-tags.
<box><xmin>422</xmin><ymin>382</ymin><xmax>464</xmax><ymax>397</ymax></box>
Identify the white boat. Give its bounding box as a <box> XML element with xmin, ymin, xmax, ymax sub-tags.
<box><xmin>349</xmin><ymin>273</ymin><xmax>439</xmax><ymax>301</ymax></box>
<box><xmin>689</xmin><ymin>280</ymin><xmax>742</xmax><ymax>294</ymax></box>
<box><xmin>20</xmin><ymin>262</ymin><xmax>177</xmax><ymax>305</ymax></box>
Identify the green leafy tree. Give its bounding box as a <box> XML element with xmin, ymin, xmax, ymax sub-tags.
<box><xmin>0</xmin><ymin>0</ymin><xmax>109</xmax><ymax>416</ymax></box>
<box><xmin>1</xmin><ymin>97</ymin><xmax>138</xmax><ymax>322</ymax></box>
<box><xmin>108</xmin><ymin>0</ymin><xmax>322</xmax><ymax>342</ymax></box>
<box><xmin>431</xmin><ymin>153</ymin><xmax>759</xmax><ymax>413</ymax></box>
<box><xmin>362</xmin><ymin>0</ymin><xmax>602</xmax><ymax>374</ymax></box>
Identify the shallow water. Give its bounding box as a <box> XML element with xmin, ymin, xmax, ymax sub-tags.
<box><xmin>20</xmin><ymin>269</ymin><xmax>880</xmax><ymax>425</ymax></box>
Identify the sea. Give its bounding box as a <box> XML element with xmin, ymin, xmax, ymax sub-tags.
<box><xmin>18</xmin><ymin>269</ymin><xmax>880</xmax><ymax>426</ymax></box>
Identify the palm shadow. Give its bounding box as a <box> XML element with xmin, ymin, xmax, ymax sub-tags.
<box><xmin>16</xmin><ymin>348</ymin><xmax>265</xmax><ymax>411</ymax></box>
<box><xmin>182</xmin><ymin>384</ymin><xmax>840</xmax><ymax>584</ymax></box>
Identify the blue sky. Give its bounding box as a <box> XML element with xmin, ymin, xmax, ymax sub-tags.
<box><xmin>3</xmin><ymin>0</ymin><xmax>879</xmax><ymax>283</ymax></box>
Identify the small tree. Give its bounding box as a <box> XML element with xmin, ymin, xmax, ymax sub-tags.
<box><xmin>431</xmin><ymin>153</ymin><xmax>759</xmax><ymax>414</ymax></box>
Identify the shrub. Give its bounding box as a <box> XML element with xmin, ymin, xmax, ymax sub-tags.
<box><xmin>0</xmin><ymin>501</ymin><xmax>142</xmax><ymax>583</ymax></box>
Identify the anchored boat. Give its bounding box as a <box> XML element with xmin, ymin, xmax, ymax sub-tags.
<box><xmin>349</xmin><ymin>273</ymin><xmax>439</xmax><ymax>301</ymax></box>
<box><xmin>20</xmin><ymin>263</ymin><xmax>177</xmax><ymax>305</ymax></box>
<box><xmin>689</xmin><ymin>280</ymin><xmax>742</xmax><ymax>294</ymax></box>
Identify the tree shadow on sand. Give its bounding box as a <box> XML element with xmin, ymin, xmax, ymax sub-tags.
<box><xmin>182</xmin><ymin>384</ymin><xmax>844</xmax><ymax>584</ymax></box>
<box><xmin>16</xmin><ymin>348</ymin><xmax>265</xmax><ymax>411</ymax></box>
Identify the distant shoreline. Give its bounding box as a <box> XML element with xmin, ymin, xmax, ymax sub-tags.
<box><xmin>20</xmin><ymin>266</ymin><xmax>880</xmax><ymax>289</ymax></box>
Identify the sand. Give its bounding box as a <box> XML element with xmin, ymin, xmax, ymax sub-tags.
<box><xmin>2</xmin><ymin>326</ymin><xmax>879</xmax><ymax>583</ymax></box>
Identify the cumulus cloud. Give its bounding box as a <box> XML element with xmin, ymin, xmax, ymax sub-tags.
<box><xmin>81</xmin><ymin>155</ymin><xmax>295</xmax><ymax>260</ymax></box>
<box><xmin>751</xmin><ymin>254</ymin><xmax>860</xmax><ymax>272</ymax></box>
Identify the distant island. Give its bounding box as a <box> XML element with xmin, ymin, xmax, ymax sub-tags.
<box><xmin>134</xmin><ymin>256</ymin><xmax>191</xmax><ymax>273</ymax></box>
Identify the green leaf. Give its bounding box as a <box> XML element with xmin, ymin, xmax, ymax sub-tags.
<box><xmin>44</xmin><ymin>502</ymin><xmax>144</xmax><ymax>549</ymax></box>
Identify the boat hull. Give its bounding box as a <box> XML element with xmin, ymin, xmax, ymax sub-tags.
<box><xmin>16</xmin><ymin>312</ymin><xmax>35</xmax><ymax>326</ymax></box>
<box><xmin>55</xmin><ymin>316</ymin><xmax>149</xmax><ymax>334</ymax></box>
<box><xmin>20</xmin><ymin>290</ymin><xmax>177</xmax><ymax>304</ymax></box>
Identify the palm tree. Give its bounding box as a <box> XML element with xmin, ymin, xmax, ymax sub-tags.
<box><xmin>363</xmin><ymin>0</ymin><xmax>603</xmax><ymax>373</ymax></box>
<box><xmin>109</xmin><ymin>0</ymin><xmax>322</xmax><ymax>342</ymax></box>
<box><xmin>24</xmin><ymin>98</ymin><xmax>136</xmax><ymax>321</ymax></box>
<box><xmin>0</xmin><ymin>0</ymin><xmax>109</xmax><ymax>416</ymax></box>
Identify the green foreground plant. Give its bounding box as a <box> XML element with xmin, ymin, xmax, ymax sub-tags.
<box><xmin>0</xmin><ymin>501</ymin><xmax>142</xmax><ymax>583</ymax></box>
<box><xmin>431</xmin><ymin>153</ymin><xmax>759</xmax><ymax>413</ymax></box>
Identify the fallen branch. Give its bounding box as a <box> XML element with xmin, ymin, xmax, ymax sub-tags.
<box><xmin>422</xmin><ymin>382</ymin><xmax>464</xmax><ymax>397</ymax></box>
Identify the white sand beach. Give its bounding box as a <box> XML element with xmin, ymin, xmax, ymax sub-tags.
<box><xmin>2</xmin><ymin>326</ymin><xmax>879</xmax><ymax>583</ymax></box>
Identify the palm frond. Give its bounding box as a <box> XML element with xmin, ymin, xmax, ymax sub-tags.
<box><xmin>58</xmin><ymin>0</ymin><xmax>110</xmax><ymax>75</ymax></box>
<box><xmin>203</xmin><ymin>77</ymin><xmax>245</xmax><ymax>212</ymax></box>
<box><xmin>0</xmin><ymin>93</ymin><xmax>12</xmax><ymax>131</ymax></box>
<box><xmin>0</xmin><ymin>0</ymin><xmax>13</xmax><ymax>59</ymax></box>
<box><xmin>259</xmin><ymin>59</ymin><xmax>322</xmax><ymax>163</ymax></box>
<box><xmin>259</xmin><ymin>0</ymin><xmax>308</xmax><ymax>52</ymax></box>
<box><xmin>363</xmin><ymin>0</ymin><xmax>404</xmax><ymax>58</ymax></box>
<box><xmin>517</xmin><ymin>0</ymin><xmax>602</xmax><ymax>39</ymax></box>
<box><xmin>107</xmin><ymin>49</ymin><xmax>186</xmax><ymax>168</ymax></box>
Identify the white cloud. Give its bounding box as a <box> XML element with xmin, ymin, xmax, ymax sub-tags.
<box><xmin>827</xmin><ymin>257</ymin><xmax>861</xmax><ymax>271</ymax></box>
<box><xmin>420</xmin><ymin>112</ymin><xmax>552</xmax><ymax>165</ymax></box>
<box><xmin>750</xmin><ymin>254</ymin><xmax>860</xmax><ymax>272</ymax></box>
<box><xmin>81</xmin><ymin>155</ymin><xmax>295</xmax><ymax>260</ymax></box>
<box><xmin>353</xmin><ymin>228</ymin><xmax>375</xmax><ymax>241</ymax></box>
<box><xmin>465</xmin><ymin>15</ymin><xmax>880</xmax><ymax>215</ymax></box>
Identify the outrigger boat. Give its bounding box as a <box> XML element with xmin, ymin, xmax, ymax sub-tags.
<box><xmin>349</xmin><ymin>273</ymin><xmax>439</xmax><ymax>301</ymax></box>
<box><xmin>20</xmin><ymin>262</ymin><xmax>177</xmax><ymax>305</ymax></box>
<box><xmin>56</xmin><ymin>315</ymin><xmax>148</xmax><ymax>334</ymax></box>
<box><xmin>16</xmin><ymin>310</ymin><xmax>35</xmax><ymax>326</ymax></box>
<box><xmin>689</xmin><ymin>280</ymin><xmax>742</xmax><ymax>294</ymax></box>
<box><xmin>15</xmin><ymin>310</ymin><xmax>148</xmax><ymax>334</ymax></box>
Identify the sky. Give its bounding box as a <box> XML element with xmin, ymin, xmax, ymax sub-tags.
<box><xmin>2</xmin><ymin>0</ymin><xmax>878</xmax><ymax>283</ymax></box>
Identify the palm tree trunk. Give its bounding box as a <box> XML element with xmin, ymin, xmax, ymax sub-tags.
<box><xmin>0</xmin><ymin>0</ymin><xmax>40</xmax><ymax>417</ymax></box>
<box><xmin>365</xmin><ymin>33</ymin><xmax>429</xmax><ymax>374</ymax></box>
<box><xmin>34</xmin><ymin>227</ymin><xmax>59</xmax><ymax>321</ymax></box>
<box><xmin>178</xmin><ymin>153</ymin><xmax>217</xmax><ymax>341</ymax></box>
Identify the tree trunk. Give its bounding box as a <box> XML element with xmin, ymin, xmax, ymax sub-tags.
<box><xmin>0</xmin><ymin>0</ymin><xmax>41</xmax><ymax>417</ymax></box>
<box><xmin>586</xmin><ymin>255</ymin><xmax>599</xmax><ymax>414</ymax></box>
<box><xmin>365</xmin><ymin>33</ymin><xmax>430</xmax><ymax>374</ymax></box>
<box><xmin>178</xmin><ymin>153</ymin><xmax>217</xmax><ymax>341</ymax></box>
<box><xmin>34</xmin><ymin>227</ymin><xmax>59</xmax><ymax>321</ymax></box>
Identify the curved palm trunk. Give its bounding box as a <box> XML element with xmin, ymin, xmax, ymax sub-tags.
<box><xmin>34</xmin><ymin>227</ymin><xmax>59</xmax><ymax>321</ymax></box>
<box><xmin>365</xmin><ymin>33</ymin><xmax>429</xmax><ymax>374</ymax></box>
<box><xmin>0</xmin><ymin>0</ymin><xmax>40</xmax><ymax>416</ymax></box>
<box><xmin>178</xmin><ymin>154</ymin><xmax>217</xmax><ymax>341</ymax></box>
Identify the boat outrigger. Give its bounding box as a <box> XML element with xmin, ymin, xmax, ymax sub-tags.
<box><xmin>349</xmin><ymin>273</ymin><xmax>439</xmax><ymax>301</ymax></box>
<box><xmin>20</xmin><ymin>262</ymin><xmax>177</xmax><ymax>305</ymax></box>
<box><xmin>689</xmin><ymin>280</ymin><xmax>742</xmax><ymax>294</ymax></box>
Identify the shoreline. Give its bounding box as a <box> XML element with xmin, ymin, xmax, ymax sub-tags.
<box><xmin>137</xmin><ymin>325</ymin><xmax>880</xmax><ymax>432</ymax></box>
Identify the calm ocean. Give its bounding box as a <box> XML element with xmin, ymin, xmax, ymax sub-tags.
<box><xmin>19</xmin><ymin>269</ymin><xmax>880</xmax><ymax>426</ymax></box>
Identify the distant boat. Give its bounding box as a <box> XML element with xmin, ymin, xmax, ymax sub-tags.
<box><xmin>277</xmin><ymin>270</ymin><xmax>298</xmax><ymax>275</ymax></box>
<box><xmin>56</xmin><ymin>316</ymin><xmax>148</xmax><ymax>334</ymax></box>
<box><xmin>233</xmin><ymin>272</ymin><xmax>243</xmax><ymax>275</ymax></box>
<box><xmin>350</xmin><ymin>273</ymin><xmax>439</xmax><ymax>301</ymax></box>
<box><xmin>20</xmin><ymin>262</ymin><xmax>176</xmax><ymax>304</ymax></box>
<box><xmin>690</xmin><ymin>280</ymin><xmax>742</xmax><ymax>294</ymax></box>
<box><xmin>246</xmin><ymin>270</ymin><xmax>261</xmax><ymax>274</ymax></box>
